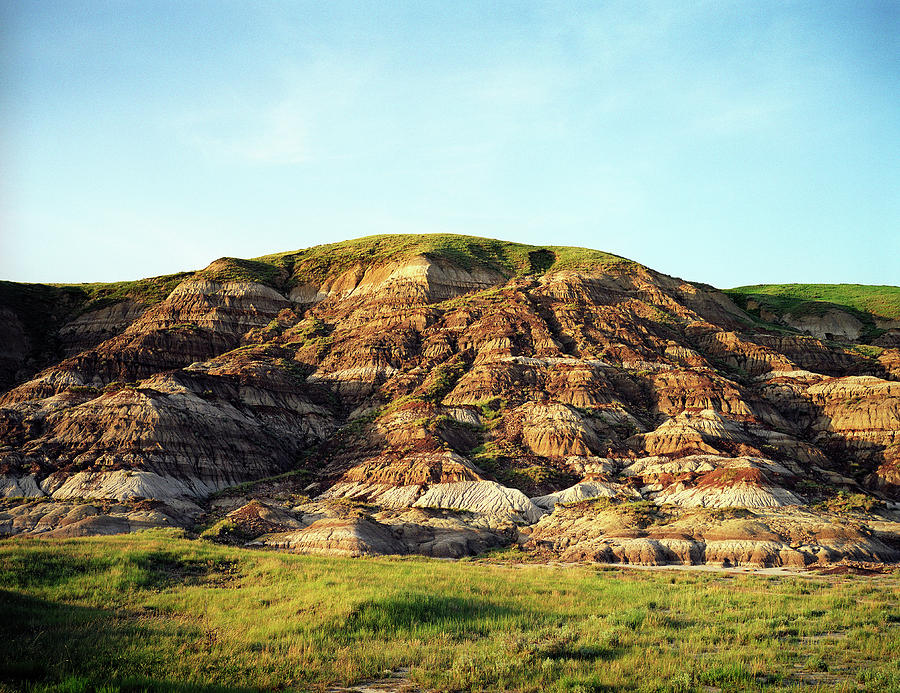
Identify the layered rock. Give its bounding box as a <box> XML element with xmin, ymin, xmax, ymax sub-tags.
<box><xmin>57</xmin><ymin>301</ymin><xmax>149</xmax><ymax>356</ymax></box>
<box><xmin>0</xmin><ymin>233</ymin><xmax>898</xmax><ymax>566</ymax></box>
<box><xmin>267</xmin><ymin>516</ymin><xmax>405</xmax><ymax>557</ymax></box>
<box><xmin>1</xmin><ymin>278</ymin><xmax>292</xmax><ymax>405</ymax></box>
<box><xmin>0</xmin><ymin>498</ymin><xmax>183</xmax><ymax>538</ymax></box>
<box><xmin>217</xmin><ymin>499</ymin><xmax>517</xmax><ymax>559</ymax></box>
<box><xmin>318</xmin><ymin>450</ymin><xmax>483</xmax><ymax>507</ymax></box>
<box><xmin>291</xmin><ymin>254</ymin><xmax>505</xmax><ymax>305</ymax></box>
<box><xmin>412</xmin><ymin>480</ymin><xmax>545</xmax><ymax>523</ymax></box>
<box><xmin>532</xmin><ymin>480</ymin><xmax>637</xmax><ymax>510</ymax></box>
<box><xmin>526</xmin><ymin>502</ymin><xmax>900</xmax><ymax>568</ymax></box>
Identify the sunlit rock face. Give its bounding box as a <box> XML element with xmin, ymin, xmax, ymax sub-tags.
<box><xmin>1</xmin><ymin>235</ymin><xmax>899</xmax><ymax>565</ymax></box>
<box><xmin>525</xmin><ymin>504</ymin><xmax>899</xmax><ymax>568</ymax></box>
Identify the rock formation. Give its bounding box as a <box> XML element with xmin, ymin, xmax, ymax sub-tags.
<box><xmin>1</xmin><ymin>234</ymin><xmax>898</xmax><ymax>568</ymax></box>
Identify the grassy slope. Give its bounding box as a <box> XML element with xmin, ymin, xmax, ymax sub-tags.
<box><xmin>726</xmin><ymin>284</ymin><xmax>900</xmax><ymax>323</ymax></box>
<box><xmin>2</xmin><ymin>234</ymin><xmax>633</xmax><ymax>325</ymax></box>
<box><xmin>255</xmin><ymin>233</ymin><xmax>635</xmax><ymax>286</ymax></box>
<box><xmin>1</xmin><ymin>531</ymin><xmax>898</xmax><ymax>693</ymax></box>
<box><xmin>0</xmin><ymin>273</ymin><xmax>193</xmax><ymax>319</ymax></box>
<box><xmin>5</xmin><ymin>237</ymin><xmax>897</xmax><ymax>358</ymax></box>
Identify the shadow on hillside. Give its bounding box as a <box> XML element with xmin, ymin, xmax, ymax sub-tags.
<box><xmin>0</xmin><ymin>550</ymin><xmax>104</xmax><ymax>590</ymax></box>
<box><xmin>0</xmin><ymin>590</ymin><xmax>256</xmax><ymax>692</ymax></box>
<box><xmin>342</xmin><ymin>593</ymin><xmax>519</xmax><ymax>638</ymax></box>
<box><xmin>1</xmin><ymin>545</ymin><xmax>240</xmax><ymax>591</ymax></box>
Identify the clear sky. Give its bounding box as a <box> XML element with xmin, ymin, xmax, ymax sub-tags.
<box><xmin>2</xmin><ymin>0</ymin><xmax>897</xmax><ymax>287</ymax></box>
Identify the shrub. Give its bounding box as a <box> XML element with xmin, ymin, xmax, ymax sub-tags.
<box><xmin>477</xmin><ymin>397</ymin><xmax>505</xmax><ymax>420</ymax></box>
<box><xmin>819</xmin><ymin>491</ymin><xmax>883</xmax><ymax>515</ymax></box>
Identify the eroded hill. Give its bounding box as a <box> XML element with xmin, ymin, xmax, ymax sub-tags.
<box><xmin>2</xmin><ymin>234</ymin><xmax>899</xmax><ymax>568</ymax></box>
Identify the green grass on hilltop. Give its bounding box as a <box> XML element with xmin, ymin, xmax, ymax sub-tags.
<box><xmin>256</xmin><ymin>234</ymin><xmax>635</xmax><ymax>286</ymax></box>
<box><xmin>66</xmin><ymin>273</ymin><xmax>195</xmax><ymax>312</ymax></box>
<box><xmin>726</xmin><ymin>284</ymin><xmax>900</xmax><ymax>322</ymax></box>
<box><xmin>0</xmin><ymin>273</ymin><xmax>192</xmax><ymax>322</ymax></box>
<box><xmin>1</xmin><ymin>531</ymin><xmax>898</xmax><ymax>692</ymax></box>
<box><xmin>194</xmin><ymin>257</ymin><xmax>289</xmax><ymax>289</ymax></box>
<box><xmin>0</xmin><ymin>274</ymin><xmax>192</xmax><ymax>368</ymax></box>
<box><xmin>0</xmin><ymin>234</ymin><xmax>633</xmax><ymax>374</ymax></box>
<box><xmin>2</xmin><ymin>235</ymin><xmax>632</xmax><ymax>320</ymax></box>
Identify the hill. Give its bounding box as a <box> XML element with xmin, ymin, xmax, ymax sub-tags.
<box><xmin>1</xmin><ymin>233</ymin><xmax>899</xmax><ymax>569</ymax></box>
<box><xmin>726</xmin><ymin>284</ymin><xmax>900</xmax><ymax>342</ymax></box>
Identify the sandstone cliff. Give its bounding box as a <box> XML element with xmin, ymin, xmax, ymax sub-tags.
<box><xmin>1</xmin><ymin>234</ymin><xmax>898</xmax><ymax>567</ymax></box>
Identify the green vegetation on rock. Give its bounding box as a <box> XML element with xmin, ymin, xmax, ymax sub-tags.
<box><xmin>817</xmin><ymin>491</ymin><xmax>884</xmax><ymax>515</ymax></box>
<box><xmin>421</xmin><ymin>357</ymin><xmax>466</xmax><ymax>402</ymax></box>
<box><xmin>194</xmin><ymin>257</ymin><xmax>289</xmax><ymax>289</ymax></box>
<box><xmin>68</xmin><ymin>273</ymin><xmax>194</xmax><ymax>314</ymax></box>
<box><xmin>256</xmin><ymin>233</ymin><xmax>635</xmax><ymax>286</ymax></box>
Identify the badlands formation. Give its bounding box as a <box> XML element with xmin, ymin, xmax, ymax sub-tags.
<box><xmin>1</xmin><ymin>234</ymin><xmax>899</xmax><ymax>569</ymax></box>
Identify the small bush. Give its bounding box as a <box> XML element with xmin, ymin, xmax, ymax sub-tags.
<box><xmin>806</xmin><ymin>654</ymin><xmax>828</xmax><ymax>672</ymax></box>
<box><xmin>819</xmin><ymin>491</ymin><xmax>883</xmax><ymax>515</ymax></box>
<box><xmin>199</xmin><ymin>518</ymin><xmax>238</xmax><ymax>540</ymax></box>
<box><xmin>422</xmin><ymin>359</ymin><xmax>466</xmax><ymax>402</ymax></box>
<box><xmin>477</xmin><ymin>397</ymin><xmax>505</xmax><ymax>420</ymax></box>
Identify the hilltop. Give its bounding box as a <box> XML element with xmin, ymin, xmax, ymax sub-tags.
<box><xmin>726</xmin><ymin>283</ymin><xmax>900</xmax><ymax>342</ymax></box>
<box><xmin>1</xmin><ymin>233</ymin><xmax>899</xmax><ymax>569</ymax></box>
<box><xmin>0</xmin><ymin>235</ymin><xmax>629</xmax><ymax>385</ymax></box>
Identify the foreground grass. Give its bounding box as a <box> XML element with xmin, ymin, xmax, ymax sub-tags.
<box><xmin>0</xmin><ymin>530</ymin><xmax>898</xmax><ymax>692</ymax></box>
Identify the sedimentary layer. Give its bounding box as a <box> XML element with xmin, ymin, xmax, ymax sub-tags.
<box><xmin>1</xmin><ymin>234</ymin><xmax>898</xmax><ymax>566</ymax></box>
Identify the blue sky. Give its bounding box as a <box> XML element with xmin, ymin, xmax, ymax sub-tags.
<box><xmin>2</xmin><ymin>0</ymin><xmax>897</xmax><ymax>287</ymax></box>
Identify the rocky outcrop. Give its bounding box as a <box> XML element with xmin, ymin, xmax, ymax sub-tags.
<box><xmin>250</xmin><ymin>501</ymin><xmax>516</xmax><ymax>558</ymax></box>
<box><xmin>135</xmin><ymin>279</ymin><xmax>291</xmax><ymax>335</ymax></box>
<box><xmin>0</xmin><ymin>474</ymin><xmax>43</xmax><ymax>498</ymax></box>
<box><xmin>1</xmin><ymin>278</ymin><xmax>292</xmax><ymax>404</ymax></box>
<box><xmin>319</xmin><ymin>451</ymin><xmax>484</xmax><ymax>507</ymax></box>
<box><xmin>0</xmin><ymin>355</ymin><xmax>336</xmax><ymax>495</ymax></box>
<box><xmin>519</xmin><ymin>402</ymin><xmax>602</xmax><ymax>457</ymax></box>
<box><xmin>0</xmin><ymin>499</ymin><xmax>183</xmax><ymax>538</ymax></box>
<box><xmin>0</xmin><ymin>234</ymin><xmax>897</xmax><ymax>566</ymax></box>
<box><xmin>267</xmin><ymin>516</ymin><xmax>406</xmax><ymax>557</ymax></box>
<box><xmin>616</xmin><ymin>454</ymin><xmax>805</xmax><ymax>509</ymax></box>
<box><xmin>292</xmin><ymin>255</ymin><xmax>505</xmax><ymax>305</ymax></box>
<box><xmin>412</xmin><ymin>481</ymin><xmax>545</xmax><ymax>523</ymax></box>
<box><xmin>653</xmin><ymin>472</ymin><xmax>803</xmax><ymax>508</ymax></box>
<box><xmin>57</xmin><ymin>301</ymin><xmax>148</xmax><ymax>355</ymax></box>
<box><xmin>531</xmin><ymin>480</ymin><xmax>636</xmax><ymax>510</ymax></box>
<box><xmin>41</xmin><ymin>470</ymin><xmax>223</xmax><ymax>503</ymax></box>
<box><xmin>526</xmin><ymin>503</ymin><xmax>900</xmax><ymax>567</ymax></box>
<box><xmin>782</xmin><ymin>309</ymin><xmax>865</xmax><ymax>341</ymax></box>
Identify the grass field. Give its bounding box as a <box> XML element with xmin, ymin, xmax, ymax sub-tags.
<box><xmin>726</xmin><ymin>284</ymin><xmax>900</xmax><ymax>322</ymax></box>
<box><xmin>0</xmin><ymin>530</ymin><xmax>898</xmax><ymax>692</ymax></box>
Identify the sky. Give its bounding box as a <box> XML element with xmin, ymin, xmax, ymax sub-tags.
<box><xmin>2</xmin><ymin>0</ymin><xmax>898</xmax><ymax>288</ymax></box>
